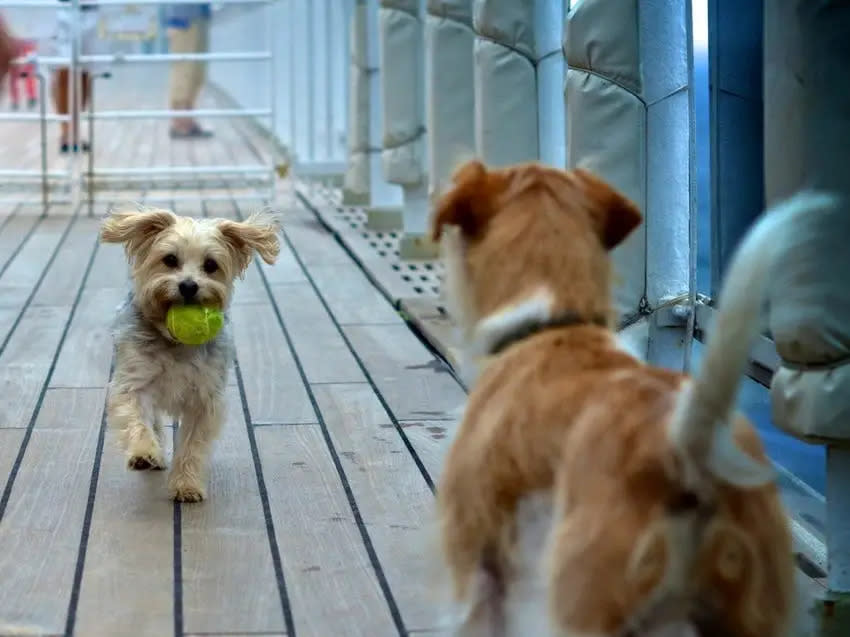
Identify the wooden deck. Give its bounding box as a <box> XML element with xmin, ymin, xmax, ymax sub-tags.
<box><xmin>0</xmin><ymin>73</ymin><xmax>464</xmax><ymax>637</ymax></box>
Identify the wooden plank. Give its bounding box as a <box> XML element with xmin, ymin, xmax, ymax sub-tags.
<box><xmin>0</xmin><ymin>305</ymin><xmax>72</xmax><ymax>429</ymax></box>
<box><xmin>0</xmin><ymin>307</ymin><xmax>19</xmax><ymax>354</ymax></box>
<box><xmin>31</xmin><ymin>217</ymin><xmax>99</xmax><ymax>308</ymax></box>
<box><xmin>267</xmin><ymin>282</ymin><xmax>364</xmax><ymax>384</ymax></box>
<box><xmin>51</xmin><ymin>286</ymin><xmax>124</xmax><ymax>389</ymax></box>
<box><xmin>342</xmin><ymin>324</ymin><xmax>467</xmax><ymax>421</ymax></box>
<box><xmin>255</xmin><ymin>424</ymin><xmax>397</xmax><ymax>637</ymax></box>
<box><xmin>230</xmin><ymin>301</ymin><xmax>315</xmax><ymax>424</ymax></box>
<box><xmin>283</xmin><ymin>212</ymin><xmax>355</xmax><ymax>267</ymax></box>
<box><xmin>74</xmin><ymin>425</ymin><xmax>174</xmax><ymax>636</ymax></box>
<box><xmin>181</xmin><ymin>386</ymin><xmax>285</xmax><ymax>635</ymax></box>
<box><xmin>185</xmin><ymin>633</ymin><xmax>285</xmax><ymax>637</ymax></box>
<box><xmin>0</xmin><ymin>215</ymin><xmax>40</xmax><ymax>290</ymax></box>
<box><xmin>396</xmin><ymin>420</ymin><xmax>456</xmax><ymax>484</ymax></box>
<box><xmin>260</xmin><ymin>239</ymin><xmax>308</xmax><ymax>286</ymax></box>
<box><xmin>312</xmin><ymin>383</ymin><xmax>441</xmax><ymax>631</ymax></box>
<box><xmin>85</xmin><ymin>243</ymin><xmax>130</xmax><ymax>290</ymax></box>
<box><xmin>400</xmin><ymin>298</ymin><xmax>462</xmax><ymax>373</ymax></box>
<box><xmin>303</xmin><ymin>264</ymin><xmax>403</xmax><ymax>326</ymax></box>
<box><xmin>232</xmin><ymin>259</ymin><xmax>270</xmax><ymax>306</ymax></box>
<box><xmin>202</xmin><ymin>198</ymin><xmax>239</xmax><ymax>221</ymax></box>
<box><xmin>0</xmin><ymin>388</ymin><xmax>106</xmax><ymax>633</ymax></box>
<box><xmin>0</xmin><ymin>429</ymin><xmax>25</xmax><ymax>492</ymax></box>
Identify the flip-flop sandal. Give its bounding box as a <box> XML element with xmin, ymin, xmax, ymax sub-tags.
<box><xmin>60</xmin><ymin>141</ymin><xmax>90</xmax><ymax>153</ymax></box>
<box><xmin>170</xmin><ymin>126</ymin><xmax>213</xmax><ymax>139</ymax></box>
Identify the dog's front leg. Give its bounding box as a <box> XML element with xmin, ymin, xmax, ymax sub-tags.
<box><xmin>168</xmin><ymin>400</ymin><xmax>223</xmax><ymax>502</ymax></box>
<box><xmin>107</xmin><ymin>387</ymin><xmax>166</xmax><ymax>470</ymax></box>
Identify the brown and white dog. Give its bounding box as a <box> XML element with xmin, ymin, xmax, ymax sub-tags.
<box><xmin>431</xmin><ymin>160</ymin><xmax>830</xmax><ymax>636</ymax></box>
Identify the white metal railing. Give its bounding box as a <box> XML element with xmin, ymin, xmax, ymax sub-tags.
<box><xmin>208</xmin><ymin>0</ymin><xmax>349</xmax><ymax>179</ymax></box>
<box><xmin>0</xmin><ymin>0</ymin><xmax>277</xmax><ymax>210</ymax></box>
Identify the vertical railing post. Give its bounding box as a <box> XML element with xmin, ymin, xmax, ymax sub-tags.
<box><xmin>266</xmin><ymin>0</ymin><xmax>276</xmax><ymax>201</ymax></box>
<box><xmin>305</xmin><ymin>0</ymin><xmax>316</xmax><ymax>165</ymax></box>
<box><xmin>364</xmin><ymin>0</ymin><xmax>403</xmax><ymax>211</ymax></box>
<box><xmin>324</xmin><ymin>0</ymin><xmax>334</xmax><ymax>163</ymax></box>
<box><xmin>473</xmin><ymin>0</ymin><xmax>537</xmax><ymax>166</ymax></box>
<box><xmin>343</xmin><ymin>0</ymin><xmax>371</xmax><ymax>205</ymax></box>
<box><xmin>288</xmin><ymin>0</ymin><xmax>299</xmax><ymax>168</ymax></box>
<box><xmin>827</xmin><ymin>448</ymin><xmax>850</xmax><ymax>593</ymax></box>
<box><xmin>339</xmin><ymin>0</ymin><xmax>352</xmax><ymax>168</ymax></box>
<box><xmin>376</xmin><ymin>0</ymin><xmax>429</xmax><ymax>254</ymax></box>
<box><xmin>534</xmin><ymin>0</ymin><xmax>565</xmax><ymax>168</ymax></box>
<box><xmin>425</xmin><ymin>0</ymin><xmax>475</xmax><ymax>199</ymax></box>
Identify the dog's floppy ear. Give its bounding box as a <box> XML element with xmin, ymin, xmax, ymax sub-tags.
<box><xmin>100</xmin><ymin>207</ymin><xmax>177</xmax><ymax>258</ymax></box>
<box><xmin>431</xmin><ymin>159</ymin><xmax>492</xmax><ymax>242</ymax></box>
<box><xmin>572</xmin><ymin>168</ymin><xmax>642</xmax><ymax>250</ymax></box>
<box><xmin>217</xmin><ymin>210</ymin><xmax>281</xmax><ymax>274</ymax></box>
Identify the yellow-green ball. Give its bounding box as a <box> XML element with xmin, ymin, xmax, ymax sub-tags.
<box><xmin>166</xmin><ymin>305</ymin><xmax>224</xmax><ymax>346</ymax></box>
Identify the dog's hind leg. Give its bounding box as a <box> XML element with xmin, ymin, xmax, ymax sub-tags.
<box><xmin>168</xmin><ymin>399</ymin><xmax>224</xmax><ymax>502</ymax></box>
<box><xmin>454</xmin><ymin>556</ymin><xmax>508</xmax><ymax>637</ymax></box>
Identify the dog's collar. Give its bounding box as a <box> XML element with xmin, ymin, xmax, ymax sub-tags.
<box><xmin>485</xmin><ymin>311</ymin><xmax>608</xmax><ymax>357</ymax></box>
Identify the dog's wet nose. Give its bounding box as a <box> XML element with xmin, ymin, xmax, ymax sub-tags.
<box><xmin>179</xmin><ymin>279</ymin><xmax>199</xmax><ymax>301</ymax></box>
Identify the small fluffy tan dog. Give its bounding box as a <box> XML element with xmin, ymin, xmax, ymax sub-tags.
<box><xmin>100</xmin><ymin>207</ymin><xmax>280</xmax><ymax>502</ymax></box>
<box><xmin>431</xmin><ymin>160</ymin><xmax>830</xmax><ymax>636</ymax></box>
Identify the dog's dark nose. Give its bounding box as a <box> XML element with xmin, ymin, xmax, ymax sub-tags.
<box><xmin>178</xmin><ymin>280</ymin><xmax>199</xmax><ymax>301</ymax></box>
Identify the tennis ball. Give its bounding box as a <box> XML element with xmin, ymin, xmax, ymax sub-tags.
<box><xmin>166</xmin><ymin>305</ymin><xmax>224</xmax><ymax>346</ymax></box>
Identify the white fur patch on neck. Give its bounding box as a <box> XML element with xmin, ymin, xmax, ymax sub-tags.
<box><xmin>439</xmin><ymin>226</ymin><xmax>475</xmax><ymax>334</ymax></box>
<box><xmin>472</xmin><ymin>287</ymin><xmax>556</xmax><ymax>357</ymax></box>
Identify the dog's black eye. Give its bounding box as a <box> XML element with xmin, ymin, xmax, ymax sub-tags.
<box><xmin>203</xmin><ymin>258</ymin><xmax>218</xmax><ymax>274</ymax></box>
<box><xmin>163</xmin><ymin>254</ymin><xmax>179</xmax><ymax>268</ymax></box>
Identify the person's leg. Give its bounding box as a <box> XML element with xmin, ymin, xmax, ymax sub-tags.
<box><xmin>53</xmin><ymin>67</ymin><xmax>71</xmax><ymax>150</ymax></box>
<box><xmin>168</xmin><ymin>23</ymin><xmax>199</xmax><ymax>133</ymax></box>
<box><xmin>78</xmin><ymin>71</ymin><xmax>91</xmax><ymax>151</ymax></box>
<box><xmin>169</xmin><ymin>19</ymin><xmax>212</xmax><ymax>138</ymax></box>
<box><xmin>53</xmin><ymin>67</ymin><xmax>92</xmax><ymax>152</ymax></box>
<box><xmin>187</xmin><ymin>18</ymin><xmax>209</xmax><ymax>112</ymax></box>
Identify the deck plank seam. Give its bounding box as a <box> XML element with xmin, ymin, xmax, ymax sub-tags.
<box><xmin>0</xmin><ymin>207</ymin><xmax>80</xmax><ymax>360</ymax></box>
<box><xmin>173</xmin><ymin>423</ymin><xmax>185</xmax><ymax>637</ymax></box>
<box><xmin>0</xmin><ymin>211</ymin><xmax>45</xmax><ymax>280</ymax></box>
<box><xmin>0</xmin><ymin>226</ymin><xmax>99</xmax><ymax>523</ymax></box>
<box><xmin>232</xmin><ymin>205</ymin><xmax>409</xmax><ymax>636</ymax></box>
<box><xmin>233</xmin><ymin>356</ymin><xmax>296</xmax><ymax>636</ymax></box>
<box><xmin>0</xmin><ymin>203</ymin><xmax>22</xmax><ymax>238</ymax></box>
<box><xmin>63</xmin><ymin>362</ymin><xmax>114</xmax><ymax>637</ymax></box>
<box><xmin>274</xmin><ymin>219</ymin><xmax>437</xmax><ymax>495</ymax></box>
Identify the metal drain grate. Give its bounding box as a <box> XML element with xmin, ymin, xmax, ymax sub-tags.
<box><xmin>301</xmin><ymin>181</ymin><xmax>445</xmax><ymax>299</ymax></box>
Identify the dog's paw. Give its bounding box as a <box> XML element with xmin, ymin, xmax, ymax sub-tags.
<box><xmin>168</xmin><ymin>477</ymin><xmax>206</xmax><ymax>503</ymax></box>
<box><xmin>127</xmin><ymin>452</ymin><xmax>166</xmax><ymax>471</ymax></box>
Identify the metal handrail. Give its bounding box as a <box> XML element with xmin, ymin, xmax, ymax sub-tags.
<box><xmin>88</xmin><ymin>108</ymin><xmax>272</xmax><ymax>120</ymax></box>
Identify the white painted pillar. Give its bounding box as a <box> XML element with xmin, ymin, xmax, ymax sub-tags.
<box><xmin>305</xmin><ymin>0</ymin><xmax>317</xmax><ymax>163</ymax></box>
<box><xmin>290</xmin><ymin>0</ymin><xmax>310</xmax><ymax>166</ymax></box>
<box><xmin>311</xmin><ymin>0</ymin><xmax>330</xmax><ymax>161</ymax></box>
<box><xmin>377</xmin><ymin>0</ymin><xmax>428</xmax><ymax>247</ymax></box>
<box><xmin>331</xmin><ymin>0</ymin><xmax>349</xmax><ymax>164</ymax></box>
<box><xmin>425</xmin><ymin>0</ymin><xmax>475</xmax><ymax>198</ymax></box>
<box><xmin>366</xmin><ymin>0</ymin><xmax>404</xmax><ymax>209</ymax></box>
<box><xmin>273</xmin><ymin>0</ymin><xmax>293</xmax><ymax>156</ymax></box>
<box><xmin>473</xmin><ymin>0</ymin><xmax>538</xmax><ymax>166</ymax></box>
<box><xmin>344</xmin><ymin>0</ymin><xmax>371</xmax><ymax>203</ymax></box>
<box><xmin>534</xmin><ymin>0</ymin><xmax>566</xmax><ymax>168</ymax></box>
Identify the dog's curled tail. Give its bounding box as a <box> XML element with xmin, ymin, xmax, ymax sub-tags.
<box><xmin>668</xmin><ymin>190</ymin><xmax>839</xmax><ymax>488</ymax></box>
